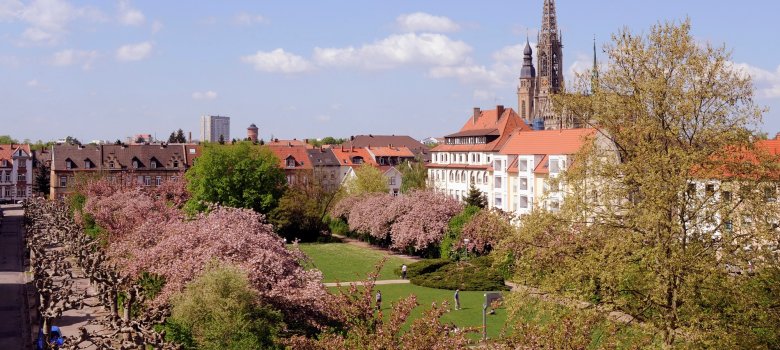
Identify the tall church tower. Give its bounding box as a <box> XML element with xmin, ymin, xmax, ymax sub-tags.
<box><xmin>533</xmin><ymin>0</ymin><xmax>565</xmax><ymax>129</ymax></box>
<box><xmin>517</xmin><ymin>38</ymin><xmax>536</xmax><ymax>125</ymax></box>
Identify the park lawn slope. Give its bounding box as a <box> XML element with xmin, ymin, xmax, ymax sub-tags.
<box><xmin>298</xmin><ymin>243</ymin><xmax>414</xmax><ymax>283</ymax></box>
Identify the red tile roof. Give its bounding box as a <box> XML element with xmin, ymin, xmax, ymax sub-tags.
<box><xmin>0</xmin><ymin>144</ymin><xmax>31</xmax><ymax>163</ymax></box>
<box><xmin>330</xmin><ymin>146</ymin><xmax>377</xmax><ymax>167</ymax></box>
<box><xmin>499</xmin><ymin>128</ymin><xmax>597</xmax><ymax>156</ymax></box>
<box><xmin>368</xmin><ymin>146</ymin><xmax>415</xmax><ymax>157</ymax></box>
<box><xmin>433</xmin><ymin>107</ymin><xmax>530</xmax><ymax>152</ymax></box>
<box><xmin>266</xmin><ymin>144</ymin><xmax>313</xmax><ymax>170</ymax></box>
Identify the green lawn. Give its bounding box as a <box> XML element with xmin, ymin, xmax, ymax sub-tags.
<box><xmin>329</xmin><ymin>283</ymin><xmax>507</xmax><ymax>340</ymax></box>
<box><xmin>297</xmin><ymin>242</ymin><xmax>414</xmax><ymax>283</ymax></box>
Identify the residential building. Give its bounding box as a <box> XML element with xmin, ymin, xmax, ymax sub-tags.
<box><xmin>0</xmin><ymin>144</ymin><xmax>33</xmax><ymax>202</ymax></box>
<box><xmin>200</xmin><ymin>115</ymin><xmax>230</xmax><ymax>142</ymax></box>
<box><xmin>428</xmin><ymin>105</ymin><xmax>530</xmax><ymax>204</ymax></box>
<box><xmin>266</xmin><ymin>144</ymin><xmax>313</xmax><ymax>186</ymax></box>
<box><xmin>50</xmin><ymin>143</ymin><xmax>199</xmax><ymax>199</ymax></box>
<box><xmin>307</xmin><ymin>147</ymin><xmax>341</xmax><ymax>191</ymax></box>
<box><xmin>331</xmin><ymin>145</ymin><xmax>404</xmax><ymax>195</ymax></box>
<box><xmin>496</xmin><ymin>128</ymin><xmax>604</xmax><ymax>214</ymax></box>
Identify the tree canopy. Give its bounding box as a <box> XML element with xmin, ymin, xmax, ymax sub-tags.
<box><xmin>399</xmin><ymin>158</ymin><xmax>428</xmax><ymax>193</ymax></box>
<box><xmin>502</xmin><ymin>19</ymin><xmax>778</xmax><ymax>347</ymax></box>
<box><xmin>186</xmin><ymin>142</ymin><xmax>286</xmax><ymax>214</ymax></box>
<box><xmin>344</xmin><ymin>164</ymin><xmax>389</xmax><ymax>195</ymax></box>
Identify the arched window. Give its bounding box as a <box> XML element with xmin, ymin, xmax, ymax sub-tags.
<box><xmin>521</xmin><ymin>101</ymin><xmax>527</xmax><ymax>118</ymax></box>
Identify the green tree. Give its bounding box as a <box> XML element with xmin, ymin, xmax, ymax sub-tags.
<box><xmin>344</xmin><ymin>164</ymin><xmax>389</xmax><ymax>195</ymax></box>
<box><xmin>170</xmin><ymin>263</ymin><xmax>283</xmax><ymax>350</ymax></box>
<box><xmin>0</xmin><ymin>135</ymin><xmax>19</xmax><ymax>144</ymax></box>
<box><xmin>399</xmin><ymin>158</ymin><xmax>428</xmax><ymax>193</ymax></box>
<box><xmin>168</xmin><ymin>132</ymin><xmax>177</xmax><ymax>143</ymax></box>
<box><xmin>503</xmin><ymin>19</ymin><xmax>778</xmax><ymax>347</ymax></box>
<box><xmin>186</xmin><ymin>142</ymin><xmax>286</xmax><ymax>214</ymax></box>
<box><xmin>269</xmin><ymin>180</ymin><xmax>334</xmax><ymax>242</ymax></box>
<box><xmin>175</xmin><ymin>129</ymin><xmax>187</xmax><ymax>143</ymax></box>
<box><xmin>462</xmin><ymin>182</ymin><xmax>487</xmax><ymax>208</ymax></box>
<box><xmin>34</xmin><ymin>164</ymin><xmax>50</xmax><ymax>196</ymax></box>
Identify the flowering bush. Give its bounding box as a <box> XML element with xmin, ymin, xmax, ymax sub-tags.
<box><xmin>458</xmin><ymin>209</ymin><xmax>515</xmax><ymax>255</ymax></box>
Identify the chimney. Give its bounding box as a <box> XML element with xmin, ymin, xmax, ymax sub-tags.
<box><xmin>304</xmin><ymin>138</ymin><xmax>309</xmax><ymax>144</ymax></box>
<box><xmin>188</xmin><ymin>132</ymin><xmax>192</xmax><ymax>143</ymax></box>
<box><xmin>472</xmin><ymin>107</ymin><xmax>481</xmax><ymax>124</ymax></box>
<box><xmin>776</xmin><ymin>132</ymin><xmax>780</xmax><ymax>140</ymax></box>
<box><xmin>496</xmin><ymin>105</ymin><xmax>505</xmax><ymax>120</ymax></box>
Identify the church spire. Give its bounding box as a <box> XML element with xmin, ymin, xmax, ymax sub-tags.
<box><xmin>591</xmin><ymin>35</ymin><xmax>599</xmax><ymax>93</ymax></box>
<box><xmin>536</xmin><ymin>0</ymin><xmax>563</xmax><ymax>94</ymax></box>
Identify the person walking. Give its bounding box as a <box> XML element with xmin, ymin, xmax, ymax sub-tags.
<box><xmin>375</xmin><ymin>290</ymin><xmax>382</xmax><ymax>311</ymax></box>
<box><xmin>401</xmin><ymin>264</ymin><xmax>407</xmax><ymax>279</ymax></box>
<box><xmin>454</xmin><ymin>289</ymin><xmax>460</xmax><ymax>310</ymax></box>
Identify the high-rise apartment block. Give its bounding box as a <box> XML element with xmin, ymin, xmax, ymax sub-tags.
<box><xmin>200</xmin><ymin>115</ymin><xmax>230</xmax><ymax>142</ymax></box>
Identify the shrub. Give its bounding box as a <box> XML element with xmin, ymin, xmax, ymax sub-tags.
<box><xmin>440</xmin><ymin>206</ymin><xmax>480</xmax><ymax>260</ymax></box>
<box><xmin>401</xmin><ymin>257</ymin><xmax>509</xmax><ymax>291</ymax></box>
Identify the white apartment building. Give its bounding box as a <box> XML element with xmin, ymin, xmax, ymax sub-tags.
<box><xmin>0</xmin><ymin>144</ymin><xmax>33</xmax><ymax>202</ymax></box>
<box><xmin>428</xmin><ymin>106</ymin><xmax>530</xmax><ymax>205</ymax></box>
<box><xmin>200</xmin><ymin>115</ymin><xmax>230</xmax><ymax>142</ymax></box>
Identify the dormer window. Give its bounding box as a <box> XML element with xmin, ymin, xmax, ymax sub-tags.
<box><xmin>84</xmin><ymin>160</ymin><xmax>91</xmax><ymax>169</ymax></box>
<box><xmin>173</xmin><ymin>160</ymin><xmax>179</xmax><ymax>168</ymax></box>
<box><xmin>286</xmin><ymin>157</ymin><xmax>296</xmax><ymax>168</ymax></box>
<box><xmin>66</xmin><ymin>159</ymin><xmax>73</xmax><ymax>169</ymax></box>
<box><xmin>352</xmin><ymin>156</ymin><xmax>364</xmax><ymax>164</ymax></box>
<box><xmin>150</xmin><ymin>160</ymin><xmax>157</xmax><ymax>169</ymax></box>
<box><xmin>1</xmin><ymin>160</ymin><xmax>6</xmax><ymax>167</ymax></box>
<box><xmin>132</xmin><ymin>160</ymin><xmax>139</xmax><ymax>169</ymax></box>
<box><xmin>109</xmin><ymin>161</ymin><xmax>115</xmax><ymax>169</ymax></box>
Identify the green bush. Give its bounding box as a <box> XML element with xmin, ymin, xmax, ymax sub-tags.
<box><xmin>399</xmin><ymin>257</ymin><xmax>509</xmax><ymax>291</ymax></box>
<box><xmin>440</xmin><ymin>206</ymin><xmax>480</xmax><ymax>260</ymax></box>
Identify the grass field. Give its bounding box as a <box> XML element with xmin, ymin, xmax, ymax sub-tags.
<box><xmin>330</xmin><ymin>283</ymin><xmax>508</xmax><ymax>340</ymax></box>
<box><xmin>297</xmin><ymin>242</ymin><xmax>414</xmax><ymax>283</ymax></box>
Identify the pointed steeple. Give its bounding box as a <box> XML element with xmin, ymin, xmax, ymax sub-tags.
<box><xmin>537</xmin><ymin>0</ymin><xmax>563</xmax><ymax>94</ymax></box>
<box><xmin>591</xmin><ymin>35</ymin><xmax>599</xmax><ymax>93</ymax></box>
<box><xmin>520</xmin><ymin>36</ymin><xmax>535</xmax><ymax>79</ymax></box>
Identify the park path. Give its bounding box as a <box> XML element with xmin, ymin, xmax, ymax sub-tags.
<box><xmin>0</xmin><ymin>204</ymin><xmax>31</xmax><ymax>350</ymax></box>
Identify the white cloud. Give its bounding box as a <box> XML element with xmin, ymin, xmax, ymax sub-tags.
<box><xmin>472</xmin><ymin>89</ymin><xmax>495</xmax><ymax>101</ymax></box>
<box><xmin>396</xmin><ymin>12</ymin><xmax>459</xmax><ymax>33</ymax></box>
<box><xmin>116</xmin><ymin>41</ymin><xmax>152</xmax><ymax>62</ymax></box>
<box><xmin>313</xmin><ymin>33</ymin><xmax>471</xmax><ymax>70</ymax></box>
<box><xmin>241</xmin><ymin>48</ymin><xmax>313</xmax><ymax>73</ymax></box>
<box><xmin>118</xmin><ymin>0</ymin><xmax>144</xmax><ymax>26</ymax></box>
<box><xmin>234</xmin><ymin>12</ymin><xmax>267</xmax><ymax>26</ymax></box>
<box><xmin>428</xmin><ymin>43</ymin><xmax>535</xmax><ymax>87</ymax></box>
<box><xmin>192</xmin><ymin>91</ymin><xmax>218</xmax><ymax>100</ymax></box>
<box><xmin>26</xmin><ymin>79</ymin><xmax>38</xmax><ymax>87</ymax></box>
<box><xmin>0</xmin><ymin>55</ymin><xmax>20</xmax><ymax>68</ymax></box>
<box><xmin>51</xmin><ymin>49</ymin><xmax>98</xmax><ymax>69</ymax></box>
<box><xmin>730</xmin><ymin>62</ymin><xmax>780</xmax><ymax>99</ymax></box>
<box><xmin>2</xmin><ymin>0</ymin><xmax>105</xmax><ymax>44</ymax></box>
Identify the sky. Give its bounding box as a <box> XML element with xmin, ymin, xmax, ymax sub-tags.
<box><xmin>2</xmin><ymin>0</ymin><xmax>780</xmax><ymax>143</ymax></box>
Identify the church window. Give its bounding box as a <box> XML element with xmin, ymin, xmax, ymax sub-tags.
<box><xmin>521</xmin><ymin>101</ymin><xmax>527</xmax><ymax>118</ymax></box>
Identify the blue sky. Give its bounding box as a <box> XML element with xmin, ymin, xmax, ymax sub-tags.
<box><xmin>2</xmin><ymin>0</ymin><xmax>780</xmax><ymax>142</ymax></box>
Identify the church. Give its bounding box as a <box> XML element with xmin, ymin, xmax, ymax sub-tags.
<box><xmin>517</xmin><ymin>0</ymin><xmax>585</xmax><ymax>130</ymax></box>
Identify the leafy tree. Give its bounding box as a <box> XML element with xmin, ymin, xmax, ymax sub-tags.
<box><xmin>34</xmin><ymin>164</ymin><xmax>50</xmax><ymax>196</ymax></box>
<box><xmin>269</xmin><ymin>180</ymin><xmax>334</xmax><ymax>242</ymax></box>
<box><xmin>167</xmin><ymin>132</ymin><xmax>177</xmax><ymax>143</ymax></box>
<box><xmin>463</xmin><ymin>182</ymin><xmax>487</xmax><ymax>208</ymax></box>
<box><xmin>64</xmin><ymin>136</ymin><xmax>81</xmax><ymax>145</ymax></box>
<box><xmin>186</xmin><ymin>142</ymin><xmax>286</xmax><ymax>214</ymax></box>
<box><xmin>170</xmin><ymin>263</ymin><xmax>284</xmax><ymax>350</ymax></box>
<box><xmin>439</xmin><ymin>205</ymin><xmax>480</xmax><ymax>260</ymax></box>
<box><xmin>503</xmin><ymin>19</ymin><xmax>778</xmax><ymax>347</ymax></box>
<box><xmin>114</xmin><ymin>139</ymin><xmax>122</xmax><ymax>145</ymax></box>
<box><xmin>344</xmin><ymin>164</ymin><xmax>389</xmax><ymax>195</ymax></box>
<box><xmin>175</xmin><ymin>129</ymin><xmax>187</xmax><ymax>143</ymax></box>
<box><xmin>399</xmin><ymin>158</ymin><xmax>428</xmax><ymax>193</ymax></box>
<box><xmin>0</xmin><ymin>135</ymin><xmax>19</xmax><ymax>144</ymax></box>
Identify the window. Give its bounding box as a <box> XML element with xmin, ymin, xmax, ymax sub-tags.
<box><xmin>17</xmin><ymin>173</ymin><xmax>25</xmax><ymax>182</ymax></box>
<box><xmin>549</xmin><ymin>200</ymin><xmax>560</xmax><ymax>212</ymax></box>
<box><xmin>66</xmin><ymin>160</ymin><xmax>73</xmax><ymax>169</ymax></box>
<box><xmin>493</xmin><ymin>159</ymin><xmax>503</xmax><ymax>172</ymax></box>
<box><xmin>519</xmin><ymin>177</ymin><xmax>528</xmax><ymax>191</ymax></box>
<box><xmin>84</xmin><ymin>160</ymin><xmax>91</xmax><ymax>169</ymax></box>
<box><xmin>483</xmin><ymin>173</ymin><xmax>488</xmax><ymax>183</ymax></box>
<box><xmin>494</xmin><ymin>195</ymin><xmax>503</xmax><ymax>207</ymax></box>
<box><xmin>389</xmin><ymin>176</ymin><xmax>396</xmax><ymax>185</ymax></box>
<box><xmin>477</xmin><ymin>173</ymin><xmax>482</xmax><ymax>184</ymax></box>
<box><xmin>494</xmin><ymin>176</ymin><xmax>503</xmax><ymax>189</ymax></box>
<box><xmin>286</xmin><ymin>157</ymin><xmax>296</xmax><ymax>167</ymax></box>
<box><xmin>173</xmin><ymin>160</ymin><xmax>180</xmax><ymax>168</ymax></box>
<box><xmin>151</xmin><ymin>160</ymin><xmax>157</xmax><ymax>169</ymax></box>
<box><xmin>765</xmin><ymin>186</ymin><xmax>776</xmax><ymax>202</ymax></box>
<box><xmin>705</xmin><ymin>184</ymin><xmax>715</xmax><ymax>196</ymax></box>
<box><xmin>461</xmin><ymin>172</ymin><xmax>466</xmax><ymax>182</ymax></box>
<box><xmin>519</xmin><ymin>160</ymin><xmax>528</xmax><ymax>172</ymax></box>
<box><xmin>519</xmin><ymin>195</ymin><xmax>529</xmax><ymax>208</ymax></box>
<box><xmin>449</xmin><ymin>172</ymin><xmax>454</xmax><ymax>181</ymax></box>
<box><xmin>379</xmin><ymin>158</ymin><xmax>386</xmax><ymax>165</ymax></box>
<box><xmin>352</xmin><ymin>157</ymin><xmax>363</xmax><ymax>164</ymax></box>
<box><xmin>722</xmin><ymin>191</ymin><xmax>732</xmax><ymax>201</ymax></box>
<box><xmin>549</xmin><ymin>159</ymin><xmax>560</xmax><ymax>173</ymax></box>
<box><xmin>109</xmin><ymin>161</ymin><xmax>115</xmax><ymax>169</ymax></box>
<box><xmin>133</xmin><ymin>160</ymin><xmax>139</xmax><ymax>169</ymax></box>
<box><xmin>144</xmin><ymin>176</ymin><xmax>152</xmax><ymax>186</ymax></box>
<box><xmin>4</xmin><ymin>171</ymin><xmax>9</xmax><ymax>182</ymax></box>
<box><xmin>1</xmin><ymin>160</ymin><xmax>6</xmax><ymax>167</ymax></box>
<box><xmin>59</xmin><ymin>176</ymin><xmax>67</xmax><ymax>187</ymax></box>
<box><xmin>155</xmin><ymin>176</ymin><xmax>162</xmax><ymax>186</ymax></box>
<box><xmin>724</xmin><ymin>220</ymin><xmax>733</xmax><ymax>233</ymax></box>
<box><xmin>687</xmin><ymin>183</ymin><xmax>696</xmax><ymax>197</ymax></box>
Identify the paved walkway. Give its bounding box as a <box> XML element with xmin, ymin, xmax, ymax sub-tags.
<box><xmin>324</xmin><ymin>279</ymin><xmax>410</xmax><ymax>287</ymax></box>
<box><xmin>0</xmin><ymin>204</ymin><xmax>31</xmax><ymax>350</ymax></box>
